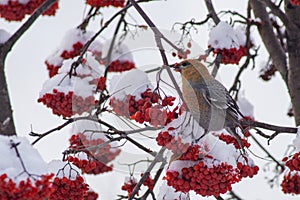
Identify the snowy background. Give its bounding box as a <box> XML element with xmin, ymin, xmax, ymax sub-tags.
<box><xmin>1</xmin><ymin>0</ymin><xmax>298</xmax><ymax>199</ymax></box>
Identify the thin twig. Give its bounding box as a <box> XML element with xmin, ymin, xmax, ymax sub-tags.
<box><xmin>4</xmin><ymin>0</ymin><xmax>57</xmax><ymax>53</ymax></box>
<box><xmin>129</xmin><ymin>147</ymin><xmax>166</xmax><ymax>200</ymax></box>
<box><xmin>250</xmin><ymin>133</ymin><xmax>284</xmax><ymax>171</ymax></box>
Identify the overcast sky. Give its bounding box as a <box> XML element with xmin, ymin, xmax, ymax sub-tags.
<box><xmin>1</xmin><ymin>0</ymin><xmax>299</xmax><ymax>199</ymax></box>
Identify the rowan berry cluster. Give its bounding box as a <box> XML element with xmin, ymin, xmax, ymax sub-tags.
<box><xmin>44</xmin><ymin>29</ymin><xmax>102</xmax><ymax>78</ymax></box>
<box><xmin>156</xmin><ymin>130</ymin><xmax>200</xmax><ymax>161</ymax></box>
<box><xmin>110</xmin><ymin>88</ymin><xmax>179</xmax><ymax>127</ymax></box>
<box><xmin>141</xmin><ymin>173</ymin><xmax>155</xmax><ymax>191</ymax></box>
<box><xmin>86</xmin><ymin>0</ymin><xmax>125</xmax><ymax>7</ymax></box>
<box><xmin>60</xmin><ymin>42</ymin><xmax>84</xmax><ymax>60</ymax></box>
<box><xmin>107</xmin><ymin>60</ymin><xmax>135</xmax><ymax>72</ymax></box>
<box><xmin>290</xmin><ymin>0</ymin><xmax>300</xmax><ymax>6</ymax></box>
<box><xmin>283</xmin><ymin>152</ymin><xmax>300</xmax><ymax>171</ymax></box>
<box><xmin>281</xmin><ymin>152</ymin><xmax>300</xmax><ymax>194</ymax></box>
<box><xmin>121</xmin><ymin>178</ymin><xmax>138</xmax><ymax>197</ymax></box>
<box><xmin>259</xmin><ymin>64</ymin><xmax>277</xmax><ymax>81</ymax></box>
<box><xmin>90</xmin><ymin>76</ymin><xmax>106</xmax><ymax>91</ymax></box>
<box><xmin>84</xmin><ymin>190</ymin><xmax>99</xmax><ymax>200</ymax></box>
<box><xmin>38</xmin><ymin>89</ymin><xmax>96</xmax><ymax>118</ymax></box>
<box><xmin>0</xmin><ymin>0</ymin><xmax>58</xmax><ymax>21</ymax></box>
<box><xmin>164</xmin><ymin>160</ymin><xmax>259</xmax><ymax>197</ymax></box>
<box><xmin>0</xmin><ymin>173</ymin><xmax>54</xmax><ymax>200</ymax></box>
<box><xmin>209</xmin><ymin>45</ymin><xmax>247</xmax><ymax>65</ymax></box>
<box><xmin>46</xmin><ymin>62</ymin><xmax>61</xmax><ymax>78</ymax></box>
<box><xmin>50</xmin><ymin>176</ymin><xmax>89</xmax><ymax>200</ymax></box>
<box><xmin>281</xmin><ymin>172</ymin><xmax>300</xmax><ymax>195</ymax></box>
<box><xmin>218</xmin><ymin>133</ymin><xmax>250</xmax><ymax>149</ymax></box>
<box><xmin>67</xmin><ymin>133</ymin><xmax>120</xmax><ymax>174</ymax></box>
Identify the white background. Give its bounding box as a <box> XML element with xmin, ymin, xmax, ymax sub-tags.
<box><xmin>1</xmin><ymin>0</ymin><xmax>298</xmax><ymax>199</ymax></box>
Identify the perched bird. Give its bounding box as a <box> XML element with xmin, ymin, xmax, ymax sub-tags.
<box><xmin>173</xmin><ymin>59</ymin><xmax>244</xmax><ymax>145</ymax></box>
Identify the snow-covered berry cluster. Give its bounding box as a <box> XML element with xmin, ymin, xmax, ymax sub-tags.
<box><xmin>66</xmin><ymin>132</ymin><xmax>120</xmax><ymax>174</ymax></box>
<box><xmin>38</xmin><ymin>87</ymin><xmax>96</xmax><ymax>118</ymax></box>
<box><xmin>0</xmin><ymin>173</ymin><xmax>54</xmax><ymax>200</ymax></box>
<box><xmin>121</xmin><ymin>177</ymin><xmax>138</xmax><ymax>197</ymax></box>
<box><xmin>45</xmin><ymin>28</ymin><xmax>103</xmax><ymax>78</ymax></box>
<box><xmin>281</xmin><ymin>152</ymin><xmax>300</xmax><ymax>194</ymax></box>
<box><xmin>164</xmin><ymin>159</ymin><xmax>258</xmax><ymax>197</ymax></box>
<box><xmin>0</xmin><ymin>0</ymin><xmax>58</xmax><ymax>21</ymax></box>
<box><xmin>217</xmin><ymin>133</ymin><xmax>250</xmax><ymax>149</ymax></box>
<box><xmin>259</xmin><ymin>64</ymin><xmax>277</xmax><ymax>81</ymax></box>
<box><xmin>156</xmin><ymin>129</ymin><xmax>201</xmax><ymax>161</ymax></box>
<box><xmin>290</xmin><ymin>0</ymin><xmax>300</xmax><ymax>6</ymax></box>
<box><xmin>107</xmin><ymin>59</ymin><xmax>135</xmax><ymax>72</ymax></box>
<box><xmin>50</xmin><ymin>176</ymin><xmax>89</xmax><ymax>200</ymax></box>
<box><xmin>156</xmin><ymin>112</ymin><xmax>258</xmax><ymax>198</ymax></box>
<box><xmin>86</xmin><ymin>0</ymin><xmax>125</xmax><ymax>7</ymax></box>
<box><xmin>141</xmin><ymin>173</ymin><xmax>155</xmax><ymax>191</ymax></box>
<box><xmin>110</xmin><ymin>88</ymin><xmax>179</xmax><ymax>127</ymax></box>
<box><xmin>209</xmin><ymin>45</ymin><xmax>247</xmax><ymax>65</ymax></box>
<box><xmin>39</xmin><ymin>50</ymin><xmax>106</xmax><ymax>118</ymax></box>
<box><xmin>208</xmin><ymin>21</ymin><xmax>247</xmax><ymax>65</ymax></box>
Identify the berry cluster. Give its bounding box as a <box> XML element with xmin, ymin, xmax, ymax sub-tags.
<box><xmin>84</xmin><ymin>190</ymin><xmax>99</xmax><ymax>200</ymax></box>
<box><xmin>281</xmin><ymin>172</ymin><xmax>300</xmax><ymax>195</ymax></box>
<box><xmin>218</xmin><ymin>133</ymin><xmax>250</xmax><ymax>149</ymax></box>
<box><xmin>67</xmin><ymin>133</ymin><xmax>120</xmax><ymax>174</ymax></box>
<box><xmin>90</xmin><ymin>76</ymin><xmax>106</xmax><ymax>91</ymax></box>
<box><xmin>60</xmin><ymin>42</ymin><xmax>84</xmax><ymax>60</ymax></box>
<box><xmin>156</xmin><ymin>130</ymin><xmax>201</xmax><ymax>161</ymax></box>
<box><xmin>141</xmin><ymin>173</ymin><xmax>155</xmax><ymax>191</ymax></box>
<box><xmin>107</xmin><ymin>60</ymin><xmax>135</xmax><ymax>72</ymax></box>
<box><xmin>164</xmin><ymin>162</ymin><xmax>237</xmax><ymax>196</ymax></box>
<box><xmin>38</xmin><ymin>89</ymin><xmax>96</xmax><ymax>118</ymax></box>
<box><xmin>283</xmin><ymin>152</ymin><xmax>300</xmax><ymax>171</ymax></box>
<box><xmin>121</xmin><ymin>178</ymin><xmax>138</xmax><ymax>197</ymax></box>
<box><xmin>281</xmin><ymin>152</ymin><xmax>300</xmax><ymax>194</ymax></box>
<box><xmin>50</xmin><ymin>176</ymin><xmax>89</xmax><ymax>200</ymax></box>
<box><xmin>86</xmin><ymin>0</ymin><xmax>125</xmax><ymax>7</ymax></box>
<box><xmin>236</xmin><ymin>162</ymin><xmax>259</xmax><ymax>178</ymax></box>
<box><xmin>110</xmin><ymin>89</ymin><xmax>179</xmax><ymax>127</ymax></box>
<box><xmin>44</xmin><ymin>29</ymin><xmax>102</xmax><ymax>78</ymax></box>
<box><xmin>291</xmin><ymin>0</ymin><xmax>300</xmax><ymax>6</ymax></box>
<box><xmin>45</xmin><ymin>61</ymin><xmax>62</xmax><ymax>78</ymax></box>
<box><xmin>209</xmin><ymin>45</ymin><xmax>247</xmax><ymax>65</ymax></box>
<box><xmin>0</xmin><ymin>173</ymin><xmax>54</xmax><ymax>200</ymax></box>
<box><xmin>259</xmin><ymin>64</ymin><xmax>277</xmax><ymax>81</ymax></box>
<box><xmin>164</xmin><ymin>160</ymin><xmax>258</xmax><ymax>197</ymax></box>
<box><xmin>0</xmin><ymin>0</ymin><xmax>58</xmax><ymax>21</ymax></box>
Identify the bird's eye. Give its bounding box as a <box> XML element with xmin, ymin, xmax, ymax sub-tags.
<box><xmin>181</xmin><ymin>61</ymin><xmax>189</xmax><ymax>67</ymax></box>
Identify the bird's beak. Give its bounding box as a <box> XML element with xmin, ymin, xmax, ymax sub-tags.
<box><xmin>169</xmin><ymin>63</ymin><xmax>181</xmax><ymax>72</ymax></box>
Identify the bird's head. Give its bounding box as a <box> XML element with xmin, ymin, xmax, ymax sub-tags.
<box><xmin>171</xmin><ymin>60</ymin><xmax>193</xmax><ymax>73</ymax></box>
<box><xmin>171</xmin><ymin>59</ymin><xmax>211</xmax><ymax>80</ymax></box>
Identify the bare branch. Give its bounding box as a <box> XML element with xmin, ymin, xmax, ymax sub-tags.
<box><xmin>204</xmin><ymin>0</ymin><xmax>220</xmax><ymax>24</ymax></box>
<box><xmin>129</xmin><ymin>147</ymin><xmax>166</xmax><ymax>200</ymax></box>
<box><xmin>250</xmin><ymin>0</ymin><xmax>288</xmax><ymax>82</ymax></box>
<box><xmin>4</xmin><ymin>0</ymin><xmax>57</xmax><ymax>54</ymax></box>
<box><xmin>259</xmin><ymin>0</ymin><xmax>294</xmax><ymax>30</ymax></box>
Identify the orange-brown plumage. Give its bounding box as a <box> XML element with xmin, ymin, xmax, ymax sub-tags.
<box><xmin>175</xmin><ymin>59</ymin><xmax>243</xmax><ymax>133</ymax></box>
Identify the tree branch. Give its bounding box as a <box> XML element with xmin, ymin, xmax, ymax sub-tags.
<box><xmin>204</xmin><ymin>0</ymin><xmax>220</xmax><ymax>24</ymax></box>
<box><xmin>250</xmin><ymin>0</ymin><xmax>288</xmax><ymax>82</ymax></box>
<box><xmin>4</xmin><ymin>0</ymin><xmax>57</xmax><ymax>53</ymax></box>
<box><xmin>129</xmin><ymin>147</ymin><xmax>166</xmax><ymax>200</ymax></box>
<box><xmin>259</xmin><ymin>0</ymin><xmax>294</xmax><ymax>29</ymax></box>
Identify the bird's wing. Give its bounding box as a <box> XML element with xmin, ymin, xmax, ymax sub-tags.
<box><xmin>194</xmin><ymin>83</ymin><xmax>243</xmax><ymax>119</ymax></box>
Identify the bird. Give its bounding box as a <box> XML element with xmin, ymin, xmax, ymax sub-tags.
<box><xmin>172</xmin><ymin>59</ymin><xmax>245</xmax><ymax>148</ymax></box>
